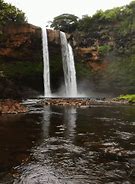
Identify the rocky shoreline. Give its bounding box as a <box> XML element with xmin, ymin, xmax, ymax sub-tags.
<box><xmin>39</xmin><ymin>97</ymin><xmax>134</xmax><ymax>107</ymax></box>
<box><xmin>0</xmin><ymin>97</ymin><xmax>134</xmax><ymax>114</ymax></box>
<box><xmin>0</xmin><ymin>99</ymin><xmax>28</xmax><ymax>114</ymax></box>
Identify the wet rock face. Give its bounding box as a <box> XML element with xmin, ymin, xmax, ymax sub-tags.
<box><xmin>74</xmin><ymin>47</ymin><xmax>106</xmax><ymax>71</ymax></box>
<box><xmin>47</xmin><ymin>29</ymin><xmax>60</xmax><ymax>45</ymax></box>
<box><xmin>75</xmin><ymin>47</ymin><xmax>99</xmax><ymax>61</ymax></box>
<box><xmin>69</xmin><ymin>32</ymin><xmax>109</xmax><ymax>71</ymax></box>
<box><xmin>0</xmin><ymin>23</ymin><xmax>42</xmax><ymax>61</ymax></box>
<box><xmin>0</xmin><ymin>24</ymin><xmax>61</xmax><ymax>61</ymax></box>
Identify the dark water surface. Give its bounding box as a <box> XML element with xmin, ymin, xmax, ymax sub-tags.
<box><xmin>0</xmin><ymin>103</ymin><xmax>135</xmax><ymax>184</ymax></box>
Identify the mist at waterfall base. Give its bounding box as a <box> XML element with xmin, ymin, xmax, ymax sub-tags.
<box><xmin>44</xmin><ymin>79</ymin><xmax>109</xmax><ymax>98</ymax></box>
<box><xmin>77</xmin><ymin>79</ymin><xmax>113</xmax><ymax>98</ymax></box>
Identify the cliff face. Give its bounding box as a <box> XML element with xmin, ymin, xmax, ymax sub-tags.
<box><xmin>70</xmin><ymin>19</ymin><xmax>135</xmax><ymax>94</ymax></box>
<box><xmin>0</xmin><ymin>24</ymin><xmax>61</xmax><ymax>61</ymax></box>
<box><xmin>0</xmin><ymin>24</ymin><xmax>61</xmax><ymax>98</ymax></box>
<box><xmin>0</xmin><ymin>24</ymin><xmax>42</xmax><ymax>61</ymax></box>
<box><xmin>73</xmin><ymin>2</ymin><xmax>135</xmax><ymax>94</ymax></box>
<box><xmin>0</xmin><ymin>20</ymin><xmax>134</xmax><ymax>98</ymax></box>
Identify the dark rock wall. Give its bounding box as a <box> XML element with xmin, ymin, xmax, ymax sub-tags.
<box><xmin>0</xmin><ymin>23</ymin><xmax>42</xmax><ymax>61</ymax></box>
<box><xmin>0</xmin><ymin>24</ymin><xmax>62</xmax><ymax>98</ymax></box>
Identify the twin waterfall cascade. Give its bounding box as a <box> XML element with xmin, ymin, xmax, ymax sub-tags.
<box><xmin>42</xmin><ymin>28</ymin><xmax>77</xmax><ymax>97</ymax></box>
<box><xmin>42</xmin><ymin>28</ymin><xmax>51</xmax><ymax>97</ymax></box>
<box><xmin>60</xmin><ymin>32</ymin><xmax>77</xmax><ymax>97</ymax></box>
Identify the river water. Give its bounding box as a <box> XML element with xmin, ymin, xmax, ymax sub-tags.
<box><xmin>0</xmin><ymin>102</ymin><xmax>135</xmax><ymax>183</ymax></box>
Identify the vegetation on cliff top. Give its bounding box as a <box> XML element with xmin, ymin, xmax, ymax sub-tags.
<box><xmin>51</xmin><ymin>1</ymin><xmax>135</xmax><ymax>36</ymax></box>
<box><xmin>51</xmin><ymin>0</ymin><xmax>135</xmax><ymax>55</ymax></box>
<box><xmin>0</xmin><ymin>0</ymin><xmax>27</xmax><ymax>26</ymax></box>
<box><xmin>77</xmin><ymin>0</ymin><xmax>135</xmax><ymax>55</ymax></box>
<box><xmin>50</xmin><ymin>1</ymin><xmax>135</xmax><ymax>94</ymax></box>
<box><xmin>50</xmin><ymin>13</ymin><xmax>79</xmax><ymax>33</ymax></box>
<box><xmin>78</xmin><ymin>1</ymin><xmax>135</xmax><ymax>32</ymax></box>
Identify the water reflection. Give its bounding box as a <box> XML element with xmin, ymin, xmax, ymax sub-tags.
<box><xmin>42</xmin><ymin>105</ymin><xmax>51</xmax><ymax>138</ymax></box>
<box><xmin>0</xmin><ymin>113</ymin><xmax>43</xmax><ymax>183</ymax></box>
<box><xmin>41</xmin><ymin>106</ymin><xmax>77</xmax><ymax>141</ymax></box>
<box><xmin>0</xmin><ymin>105</ymin><xmax>135</xmax><ymax>184</ymax></box>
<box><xmin>64</xmin><ymin>106</ymin><xmax>77</xmax><ymax>141</ymax></box>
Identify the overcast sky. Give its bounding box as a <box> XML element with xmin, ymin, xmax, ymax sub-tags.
<box><xmin>5</xmin><ymin>0</ymin><xmax>132</xmax><ymax>27</ymax></box>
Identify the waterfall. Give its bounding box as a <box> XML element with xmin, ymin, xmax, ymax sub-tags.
<box><xmin>42</xmin><ymin>28</ymin><xmax>51</xmax><ymax>97</ymax></box>
<box><xmin>60</xmin><ymin>32</ymin><xmax>77</xmax><ymax>97</ymax></box>
<box><xmin>41</xmin><ymin>29</ymin><xmax>77</xmax><ymax>97</ymax></box>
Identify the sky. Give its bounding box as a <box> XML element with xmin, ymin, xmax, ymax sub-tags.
<box><xmin>5</xmin><ymin>0</ymin><xmax>132</xmax><ymax>27</ymax></box>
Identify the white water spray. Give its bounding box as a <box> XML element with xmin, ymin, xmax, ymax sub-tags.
<box><xmin>60</xmin><ymin>32</ymin><xmax>77</xmax><ymax>97</ymax></box>
<box><xmin>42</xmin><ymin>28</ymin><xmax>51</xmax><ymax>97</ymax></box>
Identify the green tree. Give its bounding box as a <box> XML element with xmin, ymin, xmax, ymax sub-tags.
<box><xmin>50</xmin><ymin>13</ymin><xmax>79</xmax><ymax>33</ymax></box>
<box><xmin>0</xmin><ymin>0</ymin><xmax>26</xmax><ymax>26</ymax></box>
<box><xmin>78</xmin><ymin>15</ymin><xmax>92</xmax><ymax>31</ymax></box>
<box><xmin>129</xmin><ymin>0</ymin><xmax>135</xmax><ymax>8</ymax></box>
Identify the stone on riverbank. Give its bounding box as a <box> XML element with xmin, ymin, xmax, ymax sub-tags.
<box><xmin>0</xmin><ymin>99</ymin><xmax>28</xmax><ymax>114</ymax></box>
<box><xmin>39</xmin><ymin>97</ymin><xmax>133</xmax><ymax>107</ymax></box>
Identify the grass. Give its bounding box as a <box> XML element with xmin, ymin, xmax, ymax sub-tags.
<box><xmin>117</xmin><ymin>94</ymin><xmax>135</xmax><ymax>103</ymax></box>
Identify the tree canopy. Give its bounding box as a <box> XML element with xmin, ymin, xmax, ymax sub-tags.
<box><xmin>0</xmin><ymin>0</ymin><xmax>27</xmax><ymax>26</ymax></box>
<box><xmin>50</xmin><ymin>1</ymin><xmax>135</xmax><ymax>34</ymax></box>
<box><xmin>50</xmin><ymin>13</ymin><xmax>79</xmax><ymax>33</ymax></box>
<box><xmin>78</xmin><ymin>0</ymin><xmax>135</xmax><ymax>32</ymax></box>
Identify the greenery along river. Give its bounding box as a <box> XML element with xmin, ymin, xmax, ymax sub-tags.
<box><xmin>0</xmin><ymin>101</ymin><xmax>135</xmax><ymax>184</ymax></box>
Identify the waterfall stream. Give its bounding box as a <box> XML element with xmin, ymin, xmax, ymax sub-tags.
<box><xmin>42</xmin><ymin>29</ymin><xmax>77</xmax><ymax>97</ymax></box>
<box><xmin>42</xmin><ymin>28</ymin><xmax>51</xmax><ymax>97</ymax></box>
<box><xmin>60</xmin><ymin>31</ymin><xmax>77</xmax><ymax>97</ymax></box>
